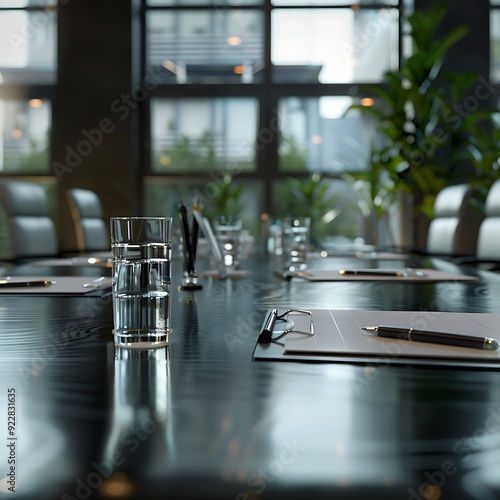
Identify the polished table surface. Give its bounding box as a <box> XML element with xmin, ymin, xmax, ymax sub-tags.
<box><xmin>2</xmin><ymin>252</ymin><xmax>500</xmax><ymax>500</ymax></box>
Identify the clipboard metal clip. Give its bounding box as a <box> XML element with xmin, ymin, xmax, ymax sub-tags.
<box><xmin>258</xmin><ymin>309</ymin><xmax>314</xmax><ymax>344</ymax></box>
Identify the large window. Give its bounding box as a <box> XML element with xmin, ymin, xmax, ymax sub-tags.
<box><xmin>492</xmin><ymin>0</ymin><xmax>500</xmax><ymax>82</ymax></box>
<box><xmin>151</xmin><ymin>97</ymin><xmax>258</xmax><ymax>173</ymax></box>
<box><xmin>0</xmin><ymin>0</ymin><xmax>56</xmax><ymax>258</ymax></box>
<box><xmin>0</xmin><ymin>0</ymin><xmax>56</xmax><ymax>174</ymax></box>
<box><xmin>142</xmin><ymin>0</ymin><xmax>413</xmax><ymax>241</ymax></box>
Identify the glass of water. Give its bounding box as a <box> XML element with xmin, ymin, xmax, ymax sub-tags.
<box><xmin>283</xmin><ymin>216</ymin><xmax>311</xmax><ymax>271</ymax></box>
<box><xmin>110</xmin><ymin>217</ymin><xmax>173</xmax><ymax>349</ymax></box>
<box><xmin>214</xmin><ymin>215</ymin><xmax>242</xmax><ymax>272</ymax></box>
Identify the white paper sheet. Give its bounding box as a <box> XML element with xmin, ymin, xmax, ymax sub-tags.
<box><xmin>283</xmin><ymin>309</ymin><xmax>500</xmax><ymax>362</ymax></box>
<box><xmin>31</xmin><ymin>256</ymin><xmax>112</xmax><ymax>268</ymax></box>
<box><xmin>286</xmin><ymin>268</ymin><xmax>477</xmax><ymax>282</ymax></box>
<box><xmin>0</xmin><ymin>276</ymin><xmax>112</xmax><ymax>295</ymax></box>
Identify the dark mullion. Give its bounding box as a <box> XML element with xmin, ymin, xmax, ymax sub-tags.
<box><xmin>256</xmin><ymin>0</ymin><xmax>275</xmax><ymax>215</ymax></box>
<box><xmin>145</xmin><ymin>83</ymin><xmax>373</xmax><ymax>97</ymax></box>
<box><xmin>143</xmin><ymin>2</ymin><xmax>392</xmax><ymax>11</ymax></box>
<box><xmin>133</xmin><ymin>0</ymin><xmax>147</xmax><ymax>209</ymax></box>
<box><xmin>398</xmin><ymin>0</ymin><xmax>404</xmax><ymax>69</ymax></box>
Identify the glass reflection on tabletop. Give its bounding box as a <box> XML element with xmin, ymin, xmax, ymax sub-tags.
<box><xmin>101</xmin><ymin>346</ymin><xmax>172</xmax><ymax>485</ymax></box>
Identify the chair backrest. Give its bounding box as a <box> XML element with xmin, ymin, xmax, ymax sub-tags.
<box><xmin>0</xmin><ymin>181</ymin><xmax>59</xmax><ymax>259</ymax></box>
<box><xmin>476</xmin><ymin>179</ymin><xmax>500</xmax><ymax>260</ymax></box>
<box><xmin>66</xmin><ymin>188</ymin><xmax>109</xmax><ymax>252</ymax></box>
<box><xmin>426</xmin><ymin>183</ymin><xmax>483</xmax><ymax>257</ymax></box>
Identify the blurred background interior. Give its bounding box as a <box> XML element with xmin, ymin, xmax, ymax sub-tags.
<box><xmin>0</xmin><ymin>0</ymin><xmax>498</xmax><ymax>259</ymax></box>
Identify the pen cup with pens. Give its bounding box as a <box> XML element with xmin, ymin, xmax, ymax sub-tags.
<box><xmin>178</xmin><ymin>201</ymin><xmax>203</xmax><ymax>291</ymax></box>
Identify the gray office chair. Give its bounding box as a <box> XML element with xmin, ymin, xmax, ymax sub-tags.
<box><xmin>425</xmin><ymin>183</ymin><xmax>483</xmax><ymax>257</ymax></box>
<box><xmin>454</xmin><ymin>179</ymin><xmax>500</xmax><ymax>269</ymax></box>
<box><xmin>476</xmin><ymin>180</ymin><xmax>500</xmax><ymax>260</ymax></box>
<box><xmin>0</xmin><ymin>181</ymin><xmax>59</xmax><ymax>260</ymax></box>
<box><xmin>66</xmin><ymin>188</ymin><xmax>109</xmax><ymax>253</ymax></box>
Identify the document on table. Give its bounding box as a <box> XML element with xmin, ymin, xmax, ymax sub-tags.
<box><xmin>31</xmin><ymin>256</ymin><xmax>112</xmax><ymax>268</ymax></box>
<box><xmin>253</xmin><ymin>309</ymin><xmax>500</xmax><ymax>368</ymax></box>
<box><xmin>313</xmin><ymin>251</ymin><xmax>412</xmax><ymax>261</ymax></box>
<box><xmin>0</xmin><ymin>276</ymin><xmax>112</xmax><ymax>295</ymax></box>
<box><xmin>284</xmin><ymin>268</ymin><xmax>478</xmax><ymax>282</ymax></box>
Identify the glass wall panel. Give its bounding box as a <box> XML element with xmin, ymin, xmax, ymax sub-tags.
<box><xmin>0</xmin><ymin>1</ymin><xmax>56</xmax><ymax>6</ymax></box>
<box><xmin>272</xmin><ymin>0</ymin><xmax>396</xmax><ymax>5</ymax></box>
<box><xmin>491</xmin><ymin>10</ymin><xmax>500</xmax><ymax>82</ymax></box>
<box><xmin>146</xmin><ymin>10</ymin><xmax>264</xmax><ymax>84</ymax></box>
<box><xmin>144</xmin><ymin>1</ymin><xmax>407</xmax><ymax>246</ymax></box>
<box><xmin>278</xmin><ymin>96</ymin><xmax>379</xmax><ymax>172</ymax></box>
<box><xmin>150</xmin><ymin>97</ymin><xmax>258</xmax><ymax>173</ymax></box>
<box><xmin>0</xmin><ymin>8</ymin><xmax>56</xmax><ymax>84</ymax></box>
<box><xmin>0</xmin><ymin>98</ymin><xmax>51</xmax><ymax>173</ymax></box>
<box><xmin>271</xmin><ymin>8</ymin><xmax>398</xmax><ymax>83</ymax></box>
<box><xmin>148</xmin><ymin>0</ymin><xmax>261</xmax><ymax>5</ymax></box>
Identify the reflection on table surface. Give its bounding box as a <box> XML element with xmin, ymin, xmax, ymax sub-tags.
<box><xmin>1</xmin><ymin>252</ymin><xmax>500</xmax><ymax>499</ymax></box>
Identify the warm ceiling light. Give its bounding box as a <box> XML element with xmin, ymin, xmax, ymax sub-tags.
<box><xmin>360</xmin><ymin>97</ymin><xmax>375</xmax><ymax>107</ymax></box>
<box><xmin>233</xmin><ymin>65</ymin><xmax>244</xmax><ymax>75</ymax></box>
<box><xmin>29</xmin><ymin>98</ymin><xmax>43</xmax><ymax>108</ymax></box>
<box><xmin>227</xmin><ymin>36</ymin><xmax>242</xmax><ymax>46</ymax></box>
<box><xmin>11</xmin><ymin>128</ymin><xmax>23</xmax><ymax>139</ymax></box>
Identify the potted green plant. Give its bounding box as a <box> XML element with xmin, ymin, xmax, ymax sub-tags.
<box><xmin>341</xmin><ymin>147</ymin><xmax>399</xmax><ymax>248</ymax></box>
<box><xmin>276</xmin><ymin>173</ymin><xmax>338</xmax><ymax>244</ymax></box>
<box><xmin>204</xmin><ymin>173</ymin><xmax>247</xmax><ymax>219</ymax></box>
<box><xmin>348</xmin><ymin>4</ymin><xmax>498</xmax><ymax>247</ymax></box>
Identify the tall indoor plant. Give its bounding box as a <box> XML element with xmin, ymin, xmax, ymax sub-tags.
<box><xmin>349</xmin><ymin>5</ymin><xmax>498</xmax><ymax>247</ymax></box>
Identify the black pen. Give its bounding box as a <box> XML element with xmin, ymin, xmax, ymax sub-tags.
<box><xmin>178</xmin><ymin>201</ymin><xmax>195</xmax><ymax>274</ymax></box>
<box><xmin>191</xmin><ymin>200</ymin><xmax>200</xmax><ymax>262</ymax></box>
<box><xmin>363</xmin><ymin>325</ymin><xmax>499</xmax><ymax>350</ymax></box>
<box><xmin>339</xmin><ymin>269</ymin><xmax>403</xmax><ymax>276</ymax></box>
<box><xmin>0</xmin><ymin>280</ymin><xmax>53</xmax><ymax>288</ymax></box>
<box><xmin>258</xmin><ymin>309</ymin><xmax>278</xmax><ymax>344</ymax></box>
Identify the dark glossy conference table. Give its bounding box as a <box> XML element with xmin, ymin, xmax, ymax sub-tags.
<box><xmin>2</xmin><ymin>251</ymin><xmax>500</xmax><ymax>500</ymax></box>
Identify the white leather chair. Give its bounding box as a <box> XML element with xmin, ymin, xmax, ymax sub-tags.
<box><xmin>66</xmin><ymin>188</ymin><xmax>109</xmax><ymax>253</ymax></box>
<box><xmin>0</xmin><ymin>181</ymin><xmax>59</xmax><ymax>260</ymax></box>
<box><xmin>475</xmin><ymin>180</ymin><xmax>500</xmax><ymax>261</ymax></box>
<box><xmin>426</xmin><ymin>183</ymin><xmax>483</xmax><ymax>257</ymax></box>
<box><xmin>454</xmin><ymin>179</ymin><xmax>500</xmax><ymax>269</ymax></box>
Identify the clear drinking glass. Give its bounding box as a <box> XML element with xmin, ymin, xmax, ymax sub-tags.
<box><xmin>214</xmin><ymin>215</ymin><xmax>242</xmax><ymax>272</ymax></box>
<box><xmin>283</xmin><ymin>216</ymin><xmax>311</xmax><ymax>271</ymax></box>
<box><xmin>110</xmin><ymin>217</ymin><xmax>173</xmax><ymax>349</ymax></box>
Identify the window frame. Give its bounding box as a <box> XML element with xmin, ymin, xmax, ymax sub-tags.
<box><xmin>140</xmin><ymin>0</ymin><xmax>406</xmax><ymax>213</ymax></box>
<box><xmin>0</xmin><ymin>1</ymin><xmax>56</xmax><ymax>178</ymax></box>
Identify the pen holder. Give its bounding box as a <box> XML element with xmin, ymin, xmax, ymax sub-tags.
<box><xmin>179</xmin><ymin>231</ymin><xmax>202</xmax><ymax>291</ymax></box>
<box><xmin>177</xmin><ymin>201</ymin><xmax>203</xmax><ymax>291</ymax></box>
<box><xmin>179</xmin><ymin>269</ymin><xmax>202</xmax><ymax>291</ymax></box>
